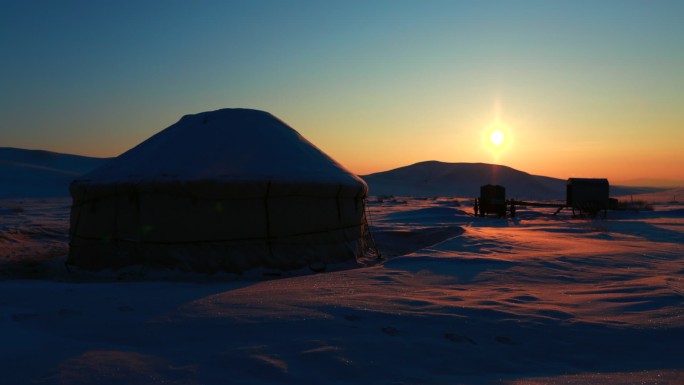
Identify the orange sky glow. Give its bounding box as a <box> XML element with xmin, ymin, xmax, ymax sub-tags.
<box><xmin>2</xmin><ymin>2</ymin><xmax>683</xmax><ymax>186</ymax></box>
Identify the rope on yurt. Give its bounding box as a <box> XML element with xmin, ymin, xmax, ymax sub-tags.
<box><xmin>65</xmin><ymin>182</ymin><xmax>84</xmax><ymax>273</ymax></box>
<box><xmin>336</xmin><ymin>185</ymin><xmax>343</xmax><ymax>221</ymax></box>
<box><xmin>133</xmin><ymin>182</ymin><xmax>143</xmax><ymax>242</ymax></box>
<box><xmin>69</xmin><ymin>222</ymin><xmax>366</xmax><ymax>244</ymax></box>
<box><xmin>363</xmin><ymin>197</ymin><xmax>382</xmax><ymax>260</ymax></box>
<box><xmin>264</xmin><ymin>179</ymin><xmax>274</xmax><ymax>258</ymax></box>
<box><xmin>113</xmin><ymin>183</ymin><xmax>120</xmax><ymax>257</ymax></box>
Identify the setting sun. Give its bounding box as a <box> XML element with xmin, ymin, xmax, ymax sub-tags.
<box><xmin>490</xmin><ymin>129</ymin><xmax>505</xmax><ymax>147</ymax></box>
<box><xmin>482</xmin><ymin>118</ymin><xmax>513</xmax><ymax>162</ymax></box>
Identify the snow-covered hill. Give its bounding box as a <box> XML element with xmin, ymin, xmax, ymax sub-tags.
<box><xmin>0</xmin><ymin>148</ymin><xmax>109</xmax><ymax>198</ymax></box>
<box><xmin>1</xmin><ymin>148</ymin><xmax>663</xmax><ymax>200</ymax></box>
<box><xmin>361</xmin><ymin>161</ymin><xmax>659</xmax><ymax>200</ymax></box>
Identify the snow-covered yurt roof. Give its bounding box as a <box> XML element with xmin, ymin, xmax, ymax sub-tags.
<box><xmin>77</xmin><ymin>108</ymin><xmax>365</xmax><ymax>186</ymax></box>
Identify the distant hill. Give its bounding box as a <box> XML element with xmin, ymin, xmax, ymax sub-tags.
<box><xmin>2</xmin><ymin>149</ymin><xmax>663</xmax><ymax>200</ymax></box>
<box><xmin>613</xmin><ymin>187</ymin><xmax>684</xmax><ymax>203</ymax></box>
<box><xmin>0</xmin><ymin>147</ymin><xmax>110</xmax><ymax>198</ymax></box>
<box><xmin>361</xmin><ymin>161</ymin><xmax>660</xmax><ymax>200</ymax></box>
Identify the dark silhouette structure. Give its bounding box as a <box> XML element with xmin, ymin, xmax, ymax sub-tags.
<box><xmin>479</xmin><ymin>184</ymin><xmax>507</xmax><ymax>217</ymax></box>
<box><xmin>566</xmin><ymin>178</ymin><xmax>609</xmax><ymax>218</ymax></box>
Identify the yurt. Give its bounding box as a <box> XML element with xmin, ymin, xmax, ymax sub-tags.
<box><xmin>67</xmin><ymin>108</ymin><xmax>368</xmax><ymax>273</ymax></box>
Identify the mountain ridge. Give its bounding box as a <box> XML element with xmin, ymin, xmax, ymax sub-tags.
<box><xmin>361</xmin><ymin>160</ymin><xmax>659</xmax><ymax>200</ymax></box>
<box><xmin>0</xmin><ymin>148</ymin><xmax>663</xmax><ymax>199</ymax></box>
<box><xmin>0</xmin><ymin>147</ymin><xmax>110</xmax><ymax>198</ymax></box>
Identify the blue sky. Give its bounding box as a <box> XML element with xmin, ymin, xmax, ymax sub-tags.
<box><xmin>2</xmin><ymin>1</ymin><xmax>683</xmax><ymax>183</ymax></box>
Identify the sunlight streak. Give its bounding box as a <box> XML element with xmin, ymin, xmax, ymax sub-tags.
<box><xmin>482</xmin><ymin>118</ymin><xmax>513</xmax><ymax>163</ymax></box>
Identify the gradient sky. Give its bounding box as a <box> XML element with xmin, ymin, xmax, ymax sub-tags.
<box><xmin>2</xmin><ymin>1</ymin><xmax>683</xmax><ymax>185</ymax></box>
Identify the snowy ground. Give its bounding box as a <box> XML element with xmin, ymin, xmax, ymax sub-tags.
<box><xmin>1</xmin><ymin>197</ymin><xmax>683</xmax><ymax>384</ymax></box>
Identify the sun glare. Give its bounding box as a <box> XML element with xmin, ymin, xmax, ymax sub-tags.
<box><xmin>482</xmin><ymin>118</ymin><xmax>513</xmax><ymax>161</ymax></box>
<box><xmin>490</xmin><ymin>129</ymin><xmax>505</xmax><ymax>147</ymax></box>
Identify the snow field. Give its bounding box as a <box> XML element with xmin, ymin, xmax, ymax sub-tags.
<box><xmin>1</xmin><ymin>197</ymin><xmax>683</xmax><ymax>384</ymax></box>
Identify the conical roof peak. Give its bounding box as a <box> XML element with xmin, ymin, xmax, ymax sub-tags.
<box><xmin>78</xmin><ymin>108</ymin><xmax>364</xmax><ymax>186</ymax></box>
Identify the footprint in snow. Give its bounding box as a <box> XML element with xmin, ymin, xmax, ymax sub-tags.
<box><xmin>495</xmin><ymin>336</ymin><xmax>516</xmax><ymax>345</ymax></box>
<box><xmin>11</xmin><ymin>313</ymin><xmax>39</xmax><ymax>322</ymax></box>
<box><xmin>381</xmin><ymin>326</ymin><xmax>401</xmax><ymax>336</ymax></box>
<box><xmin>444</xmin><ymin>333</ymin><xmax>477</xmax><ymax>345</ymax></box>
<box><xmin>58</xmin><ymin>308</ymin><xmax>80</xmax><ymax>316</ymax></box>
